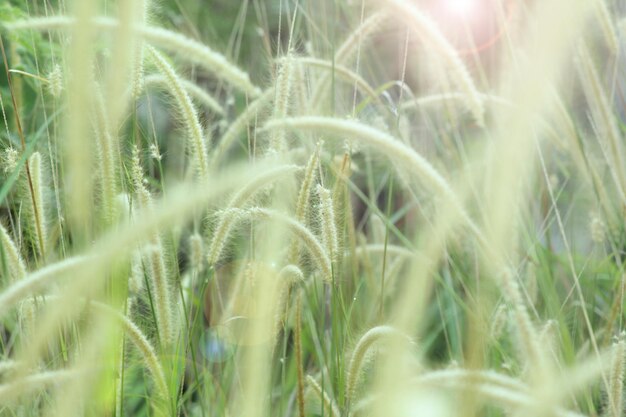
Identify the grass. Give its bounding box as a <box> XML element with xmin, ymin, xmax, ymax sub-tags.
<box><xmin>0</xmin><ymin>0</ymin><xmax>625</xmax><ymax>416</ymax></box>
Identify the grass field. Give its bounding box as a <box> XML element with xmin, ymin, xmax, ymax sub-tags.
<box><xmin>0</xmin><ymin>0</ymin><xmax>625</xmax><ymax>416</ymax></box>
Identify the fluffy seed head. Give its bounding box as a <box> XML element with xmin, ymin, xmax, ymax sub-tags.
<box><xmin>46</xmin><ymin>64</ymin><xmax>63</xmax><ymax>98</ymax></box>
<box><xmin>1</xmin><ymin>148</ymin><xmax>18</xmax><ymax>174</ymax></box>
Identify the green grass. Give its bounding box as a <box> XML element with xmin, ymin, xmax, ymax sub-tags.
<box><xmin>0</xmin><ymin>0</ymin><xmax>625</xmax><ymax>416</ymax></box>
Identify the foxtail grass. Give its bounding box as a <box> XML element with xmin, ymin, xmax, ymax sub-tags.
<box><xmin>147</xmin><ymin>46</ymin><xmax>208</xmax><ymax>179</ymax></box>
<box><xmin>5</xmin><ymin>16</ymin><xmax>261</xmax><ymax>97</ymax></box>
<box><xmin>306</xmin><ymin>375</ymin><xmax>340</xmax><ymax>417</ymax></box>
<box><xmin>0</xmin><ymin>222</ymin><xmax>26</xmax><ymax>282</ymax></box>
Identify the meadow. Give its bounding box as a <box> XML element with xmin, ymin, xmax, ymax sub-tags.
<box><xmin>0</xmin><ymin>0</ymin><xmax>625</xmax><ymax>416</ymax></box>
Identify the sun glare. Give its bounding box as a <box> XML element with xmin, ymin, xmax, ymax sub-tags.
<box><xmin>445</xmin><ymin>0</ymin><xmax>475</xmax><ymax>16</ymax></box>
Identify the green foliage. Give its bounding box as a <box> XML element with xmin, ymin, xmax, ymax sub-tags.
<box><xmin>0</xmin><ymin>1</ymin><xmax>625</xmax><ymax>417</ymax></box>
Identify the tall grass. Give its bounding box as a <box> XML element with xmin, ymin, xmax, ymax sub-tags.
<box><xmin>0</xmin><ymin>0</ymin><xmax>625</xmax><ymax>416</ymax></box>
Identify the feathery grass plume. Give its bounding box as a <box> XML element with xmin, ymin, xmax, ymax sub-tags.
<box><xmin>331</xmin><ymin>152</ymin><xmax>356</xmax><ymax>273</ymax></box>
<box><xmin>147</xmin><ymin>46</ymin><xmax>208</xmax><ymax>179</ymax></box>
<box><xmin>295</xmin><ymin>292</ymin><xmax>305</xmax><ymax>417</ymax></box>
<box><xmin>129</xmin><ymin>146</ymin><xmax>172</xmax><ymax>326</ymax></box>
<box><xmin>289</xmin><ymin>144</ymin><xmax>321</xmax><ymax>263</ymax></box>
<box><xmin>86</xmin><ymin>300</ymin><xmax>169</xmax><ymax>400</ymax></box>
<box><xmin>247</xmin><ymin>208</ymin><xmax>332</xmax><ymax>281</ymax></box>
<box><xmin>413</xmin><ymin>368</ymin><xmax>529</xmax><ymax>394</ymax></box>
<box><xmin>0</xmin><ymin>255</ymin><xmax>91</xmax><ymax>319</ymax></box>
<box><xmin>5</xmin><ymin>16</ymin><xmax>261</xmax><ymax>97</ymax></box>
<box><xmin>490</xmin><ymin>304</ymin><xmax>509</xmax><ymax>342</ymax></box>
<box><xmin>131</xmin><ymin>0</ymin><xmax>149</xmax><ymax>98</ymax></box>
<box><xmin>0</xmin><ymin>361</ymin><xmax>20</xmax><ymax>375</ymax></box>
<box><xmin>499</xmin><ymin>268</ymin><xmax>546</xmax><ymax>376</ymax></box>
<box><xmin>589</xmin><ymin>211</ymin><xmax>606</xmax><ymax>244</ymax></box>
<box><xmin>353</xmin><ymin>244</ymin><xmax>414</xmax><ymax>260</ymax></box>
<box><xmin>273</xmin><ymin>265</ymin><xmax>305</xmax><ymax>337</ymax></box>
<box><xmin>0</xmin><ymin>222</ymin><xmax>26</xmax><ymax>282</ymax></box>
<box><xmin>209</xmin><ymin>88</ymin><xmax>273</xmax><ymax>167</ymax></box>
<box><xmin>144</xmin><ymin>74</ymin><xmax>225</xmax><ymax>116</ymax></box>
<box><xmin>129</xmin><ymin>250</ymin><xmax>146</xmax><ymax>297</ymax></box>
<box><xmin>306</xmin><ymin>375</ymin><xmax>340</xmax><ymax>417</ymax></box>
<box><xmin>130</xmin><ymin>145</ymin><xmax>152</xmax><ymax>210</ymax></box>
<box><xmin>207</xmin><ymin>208</ymin><xmax>246</xmax><ymax>267</ymax></box>
<box><xmin>360</xmin><ymin>365</ymin><xmax>608</xmax><ymax>417</ymax></box>
<box><xmin>270</xmin><ymin>54</ymin><xmax>295</xmax><ymax>154</ymax></box>
<box><xmin>576</xmin><ymin>45</ymin><xmax>626</xmax><ymax>200</ymax></box>
<box><xmin>382</xmin><ymin>0</ymin><xmax>485</xmax><ymax>126</ymax></box>
<box><xmin>0</xmin><ymin>369</ymin><xmax>85</xmax><ymax>404</ymax></box>
<box><xmin>25</xmin><ymin>152</ymin><xmax>47</xmax><ymax>259</ymax></box>
<box><xmin>92</xmin><ymin>83</ymin><xmax>120</xmax><ymax>224</ymax></box>
<box><xmin>188</xmin><ymin>233</ymin><xmax>204</xmax><ymax>272</ymax></box>
<box><xmin>207</xmin><ymin>164</ymin><xmax>302</xmax><ymax>266</ymax></box>
<box><xmin>214</xmin><ymin>206</ymin><xmax>331</xmax><ymax>279</ymax></box>
<box><xmin>316</xmin><ymin>185</ymin><xmax>338</xmax><ymax>263</ymax></box>
<box><xmin>30</xmin><ymin>295</ymin><xmax>168</xmax><ymax>414</ymax></box>
<box><xmin>263</xmin><ymin>117</ymin><xmax>478</xmax><ymax>235</ymax></box>
<box><xmin>593</xmin><ymin>0</ymin><xmax>618</xmax><ymax>55</ymax></box>
<box><xmin>46</xmin><ymin>64</ymin><xmax>63</xmax><ymax>98</ymax></box>
<box><xmin>539</xmin><ymin>320</ymin><xmax>560</xmax><ymax>364</ymax></box>
<box><xmin>608</xmin><ymin>334</ymin><xmax>625</xmax><ymax>417</ymax></box>
<box><xmin>63</xmin><ymin>0</ymin><xmax>98</xmax><ymax>246</ymax></box>
<box><xmin>348</xmin><ymin>368</ymin><xmax>528</xmax><ymax>414</ymax></box>
<box><xmin>138</xmin><ymin>24</ymin><xmax>262</xmax><ymax>97</ymax></box>
<box><xmin>0</xmin><ymin>161</ymin><xmax>280</xmax><ymax>373</ymax></box>
<box><xmin>17</xmin><ymin>297</ymin><xmax>38</xmax><ymax>344</ymax></box>
<box><xmin>146</xmin><ymin>244</ymin><xmax>174</xmax><ymax>349</ymax></box>
<box><xmin>1</xmin><ymin>147</ymin><xmax>18</xmax><ymax>174</ymax></box>
<box><xmin>345</xmin><ymin>325</ymin><xmax>412</xmax><ymax>404</ymax></box>
<box><xmin>409</xmin><ymin>371</ymin><xmax>587</xmax><ymax>417</ymax></box>
<box><xmin>149</xmin><ymin>143</ymin><xmax>162</xmax><ymax>162</ymax></box>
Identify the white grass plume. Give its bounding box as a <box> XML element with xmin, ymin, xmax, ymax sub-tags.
<box><xmin>270</xmin><ymin>54</ymin><xmax>295</xmax><ymax>153</ymax></box>
<box><xmin>88</xmin><ymin>300</ymin><xmax>169</xmax><ymax>399</ymax></box>
<box><xmin>92</xmin><ymin>83</ymin><xmax>120</xmax><ymax>223</ymax></box>
<box><xmin>382</xmin><ymin>0</ymin><xmax>485</xmax><ymax>126</ymax></box>
<box><xmin>316</xmin><ymin>185</ymin><xmax>338</xmax><ymax>263</ymax></box>
<box><xmin>25</xmin><ymin>152</ymin><xmax>48</xmax><ymax>259</ymax></box>
<box><xmin>290</xmin><ymin>144</ymin><xmax>321</xmax><ymax>264</ymax></box>
<box><xmin>249</xmin><ymin>208</ymin><xmax>331</xmax><ymax>281</ymax></box>
<box><xmin>263</xmin><ymin>117</ymin><xmax>476</xmax><ymax>235</ymax></box>
<box><xmin>145</xmin><ymin>244</ymin><xmax>175</xmax><ymax>348</ymax></box>
<box><xmin>5</xmin><ymin>16</ymin><xmax>261</xmax><ymax>97</ymax></box>
<box><xmin>144</xmin><ymin>74</ymin><xmax>224</xmax><ymax>116</ymax></box>
<box><xmin>147</xmin><ymin>46</ymin><xmax>208</xmax><ymax>179</ymax></box>
<box><xmin>346</xmin><ymin>325</ymin><xmax>412</xmax><ymax>403</ymax></box>
<box><xmin>219</xmin><ymin>207</ymin><xmax>331</xmax><ymax>281</ymax></box>
<box><xmin>608</xmin><ymin>334</ymin><xmax>625</xmax><ymax>417</ymax></box>
<box><xmin>306</xmin><ymin>375</ymin><xmax>340</xmax><ymax>417</ymax></box>
<box><xmin>207</xmin><ymin>164</ymin><xmax>302</xmax><ymax>266</ymax></box>
<box><xmin>0</xmin><ymin>222</ymin><xmax>26</xmax><ymax>282</ymax></box>
<box><xmin>0</xmin><ymin>256</ymin><xmax>91</xmax><ymax>319</ymax></box>
<box><xmin>0</xmin><ymin>369</ymin><xmax>85</xmax><ymax>404</ymax></box>
<box><xmin>410</xmin><ymin>370</ymin><xmax>584</xmax><ymax>417</ymax></box>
